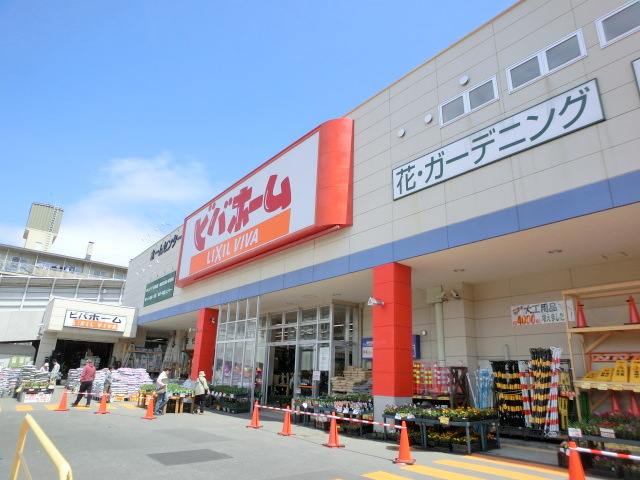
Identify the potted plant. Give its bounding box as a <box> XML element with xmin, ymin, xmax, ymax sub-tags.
<box><xmin>589</xmin><ymin>454</ymin><xmax>624</xmax><ymax>478</ymax></box>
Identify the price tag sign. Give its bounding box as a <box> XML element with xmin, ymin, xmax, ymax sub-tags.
<box><xmin>439</xmin><ymin>416</ymin><xmax>450</xmax><ymax>425</ymax></box>
<box><xmin>597</xmin><ymin>383</ymin><xmax>608</xmax><ymax>391</ymax></box>
<box><xmin>633</xmin><ymin>386</ymin><xmax>640</xmax><ymax>393</ymax></box>
<box><xmin>611</xmin><ymin>384</ymin><xmax>623</xmax><ymax>391</ymax></box>
<box><xmin>302</xmin><ymin>402</ymin><xmax>308</xmax><ymax>409</ymax></box>
<box><xmin>342</xmin><ymin>407</ymin><xmax>349</xmax><ymax>414</ymax></box>
<box><xmin>582</xmin><ymin>383</ymin><xmax>591</xmax><ymax>389</ymax></box>
<box><xmin>599</xmin><ymin>428</ymin><xmax>615</xmax><ymax>439</ymax></box>
<box><xmin>568</xmin><ymin>428</ymin><xmax>582</xmax><ymax>438</ymax></box>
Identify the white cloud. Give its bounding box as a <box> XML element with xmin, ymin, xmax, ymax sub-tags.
<box><xmin>50</xmin><ymin>153</ymin><xmax>224</xmax><ymax>266</ymax></box>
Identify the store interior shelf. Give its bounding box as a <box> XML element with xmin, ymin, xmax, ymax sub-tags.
<box><xmin>573</xmin><ymin>381</ymin><xmax>640</xmax><ymax>391</ymax></box>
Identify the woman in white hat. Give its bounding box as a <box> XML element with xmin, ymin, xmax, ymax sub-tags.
<box><xmin>194</xmin><ymin>371</ymin><xmax>210</xmax><ymax>415</ymax></box>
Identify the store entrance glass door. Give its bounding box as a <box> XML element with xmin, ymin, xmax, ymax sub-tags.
<box><xmin>294</xmin><ymin>345</ymin><xmax>315</xmax><ymax>397</ymax></box>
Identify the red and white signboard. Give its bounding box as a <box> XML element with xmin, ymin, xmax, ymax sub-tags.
<box><xmin>177</xmin><ymin>119</ymin><xmax>354</xmax><ymax>287</ymax></box>
<box><xmin>64</xmin><ymin>310</ymin><xmax>127</xmax><ymax>332</ymax></box>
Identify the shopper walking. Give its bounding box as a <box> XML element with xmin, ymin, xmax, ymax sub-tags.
<box><xmin>194</xmin><ymin>371</ymin><xmax>209</xmax><ymax>415</ymax></box>
<box><xmin>71</xmin><ymin>359</ymin><xmax>96</xmax><ymax>407</ymax></box>
<box><xmin>104</xmin><ymin>365</ymin><xmax>114</xmax><ymax>402</ymax></box>
<box><xmin>154</xmin><ymin>367</ymin><xmax>171</xmax><ymax>416</ymax></box>
<box><xmin>50</xmin><ymin>360</ymin><xmax>60</xmax><ymax>384</ymax></box>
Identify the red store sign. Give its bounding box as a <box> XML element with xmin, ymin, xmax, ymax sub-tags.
<box><xmin>177</xmin><ymin>118</ymin><xmax>354</xmax><ymax>287</ymax></box>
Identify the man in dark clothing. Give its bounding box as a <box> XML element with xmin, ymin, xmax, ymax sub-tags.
<box><xmin>71</xmin><ymin>359</ymin><xmax>96</xmax><ymax>407</ymax></box>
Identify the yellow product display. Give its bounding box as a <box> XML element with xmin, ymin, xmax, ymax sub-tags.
<box><xmin>611</xmin><ymin>360</ymin><xmax>629</xmax><ymax>383</ymax></box>
<box><xmin>581</xmin><ymin>371</ymin><xmax>599</xmax><ymax>381</ymax></box>
<box><xmin>630</xmin><ymin>360</ymin><xmax>640</xmax><ymax>384</ymax></box>
<box><xmin>596</xmin><ymin>367</ymin><xmax>613</xmax><ymax>382</ymax></box>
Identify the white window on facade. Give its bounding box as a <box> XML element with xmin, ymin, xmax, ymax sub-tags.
<box><xmin>439</xmin><ymin>76</ymin><xmax>498</xmax><ymax>126</ymax></box>
<box><xmin>596</xmin><ymin>0</ymin><xmax>640</xmax><ymax>48</ymax></box>
<box><xmin>506</xmin><ymin>30</ymin><xmax>586</xmax><ymax>92</ymax></box>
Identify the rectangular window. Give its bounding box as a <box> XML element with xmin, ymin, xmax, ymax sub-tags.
<box><xmin>439</xmin><ymin>76</ymin><xmax>498</xmax><ymax>126</ymax></box>
<box><xmin>596</xmin><ymin>0</ymin><xmax>640</xmax><ymax>47</ymax></box>
<box><xmin>506</xmin><ymin>30</ymin><xmax>586</xmax><ymax>92</ymax></box>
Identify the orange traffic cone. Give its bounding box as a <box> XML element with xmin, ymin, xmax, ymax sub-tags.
<box><xmin>568</xmin><ymin>441</ymin><xmax>585</xmax><ymax>480</ymax></box>
<box><xmin>95</xmin><ymin>391</ymin><xmax>110</xmax><ymax>415</ymax></box>
<box><xmin>611</xmin><ymin>392</ymin><xmax>621</xmax><ymax>413</ymax></box>
<box><xmin>141</xmin><ymin>395</ymin><xmax>157</xmax><ymax>420</ymax></box>
<box><xmin>627</xmin><ymin>296</ymin><xmax>640</xmax><ymax>325</ymax></box>
<box><xmin>393</xmin><ymin>421</ymin><xmax>416</xmax><ymax>465</ymax></box>
<box><xmin>247</xmin><ymin>401</ymin><xmax>262</xmax><ymax>429</ymax></box>
<box><xmin>575</xmin><ymin>302</ymin><xmax>588</xmax><ymax>328</ymax></box>
<box><xmin>322</xmin><ymin>417</ymin><xmax>345</xmax><ymax>448</ymax></box>
<box><xmin>54</xmin><ymin>388</ymin><xmax>69</xmax><ymax>412</ymax></box>
<box><xmin>278</xmin><ymin>406</ymin><xmax>295</xmax><ymax>436</ymax></box>
<box><xmin>630</xmin><ymin>393</ymin><xmax>640</xmax><ymax>416</ymax></box>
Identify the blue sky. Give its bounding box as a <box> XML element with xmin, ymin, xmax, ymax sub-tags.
<box><xmin>0</xmin><ymin>0</ymin><xmax>518</xmax><ymax>266</ymax></box>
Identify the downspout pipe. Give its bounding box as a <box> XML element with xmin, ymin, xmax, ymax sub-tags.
<box><xmin>435</xmin><ymin>299</ymin><xmax>445</xmax><ymax>364</ymax></box>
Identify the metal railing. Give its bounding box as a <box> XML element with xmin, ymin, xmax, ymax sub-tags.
<box><xmin>0</xmin><ymin>258</ymin><xmax>126</xmax><ymax>280</ymax></box>
<box><xmin>10</xmin><ymin>413</ymin><xmax>73</xmax><ymax>480</ymax></box>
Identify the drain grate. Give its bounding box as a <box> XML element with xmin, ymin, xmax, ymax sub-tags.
<box><xmin>147</xmin><ymin>448</ymin><xmax>231</xmax><ymax>466</ymax></box>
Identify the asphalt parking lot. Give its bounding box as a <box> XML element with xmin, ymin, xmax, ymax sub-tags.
<box><xmin>0</xmin><ymin>387</ymin><xmax>573</xmax><ymax>480</ymax></box>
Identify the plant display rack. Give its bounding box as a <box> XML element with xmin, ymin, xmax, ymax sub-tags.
<box><xmin>563</xmin><ymin>280</ymin><xmax>640</xmax><ymax>419</ymax></box>
<box><xmin>210</xmin><ymin>386</ymin><xmax>250</xmax><ymax>413</ymax></box>
<box><xmin>382</xmin><ymin>413</ymin><xmax>500</xmax><ymax>454</ymax></box>
<box><xmin>412</xmin><ymin>365</ymin><xmax>469</xmax><ymax>408</ymax></box>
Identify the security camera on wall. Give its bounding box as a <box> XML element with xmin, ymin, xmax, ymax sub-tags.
<box><xmin>450</xmin><ymin>289</ymin><xmax>461</xmax><ymax>299</ymax></box>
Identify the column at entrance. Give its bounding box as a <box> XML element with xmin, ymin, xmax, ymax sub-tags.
<box><xmin>372</xmin><ymin>263</ymin><xmax>413</xmax><ymax>423</ymax></box>
<box><xmin>191</xmin><ymin>308</ymin><xmax>218</xmax><ymax>380</ymax></box>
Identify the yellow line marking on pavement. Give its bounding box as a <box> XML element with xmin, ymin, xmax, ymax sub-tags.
<box><xmin>467</xmin><ymin>455</ymin><xmax>566</xmax><ymax>475</ymax></box>
<box><xmin>431</xmin><ymin>459</ymin><xmax>558</xmax><ymax>480</ymax></box>
<box><xmin>363</xmin><ymin>471</ymin><xmax>415</xmax><ymax>480</ymax></box>
<box><xmin>402</xmin><ymin>465</ymin><xmax>486</xmax><ymax>480</ymax></box>
<box><xmin>106</xmin><ymin>404</ymin><xmax>117</xmax><ymax>409</ymax></box>
<box><xmin>117</xmin><ymin>403</ymin><xmax>140</xmax><ymax>409</ymax></box>
<box><xmin>16</xmin><ymin>405</ymin><xmax>34</xmax><ymax>411</ymax></box>
<box><xmin>45</xmin><ymin>405</ymin><xmax>60</xmax><ymax>410</ymax></box>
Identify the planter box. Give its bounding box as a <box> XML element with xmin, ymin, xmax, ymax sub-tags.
<box><xmin>623</xmin><ymin>470</ymin><xmax>640</xmax><ymax>480</ymax></box>
<box><xmin>451</xmin><ymin>443</ymin><xmax>481</xmax><ymax>454</ymax></box>
<box><xmin>557</xmin><ymin>451</ymin><xmax>569</xmax><ymax>468</ymax></box>
<box><xmin>587</xmin><ymin>466</ymin><xmax>622</xmax><ymax>479</ymax></box>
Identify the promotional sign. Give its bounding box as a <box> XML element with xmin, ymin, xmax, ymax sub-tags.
<box><xmin>511</xmin><ymin>301</ymin><xmax>566</xmax><ymax>326</ymax></box>
<box><xmin>318</xmin><ymin>347</ymin><xmax>331</xmax><ymax>371</ymax></box>
<box><xmin>393</xmin><ymin>79</ymin><xmax>604</xmax><ymax>200</ymax></box>
<box><xmin>144</xmin><ymin>271</ymin><xmax>176</xmax><ymax>306</ymax></box>
<box><xmin>362</xmin><ymin>336</ymin><xmax>420</xmax><ymax>359</ymax></box>
<box><xmin>177</xmin><ymin>118</ymin><xmax>354</xmax><ymax>287</ymax></box>
<box><xmin>24</xmin><ymin>393</ymin><xmax>53</xmax><ymax>403</ymax></box>
<box><xmin>362</xmin><ymin>338</ymin><xmax>373</xmax><ymax>360</ymax></box>
<box><xmin>64</xmin><ymin>310</ymin><xmax>126</xmax><ymax>332</ymax></box>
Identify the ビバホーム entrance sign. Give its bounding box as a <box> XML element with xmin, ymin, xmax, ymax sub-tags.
<box><xmin>176</xmin><ymin>118</ymin><xmax>354</xmax><ymax>287</ymax></box>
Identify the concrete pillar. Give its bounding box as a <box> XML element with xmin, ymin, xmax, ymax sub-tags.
<box><xmin>190</xmin><ymin>308</ymin><xmax>218</xmax><ymax>381</ymax></box>
<box><xmin>371</xmin><ymin>263</ymin><xmax>413</xmax><ymax>424</ymax></box>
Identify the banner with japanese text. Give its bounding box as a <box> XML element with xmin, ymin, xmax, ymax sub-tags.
<box><xmin>393</xmin><ymin>79</ymin><xmax>604</xmax><ymax>200</ymax></box>
<box><xmin>511</xmin><ymin>301</ymin><xmax>567</xmax><ymax>326</ymax></box>
<box><xmin>144</xmin><ymin>271</ymin><xmax>176</xmax><ymax>306</ymax></box>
